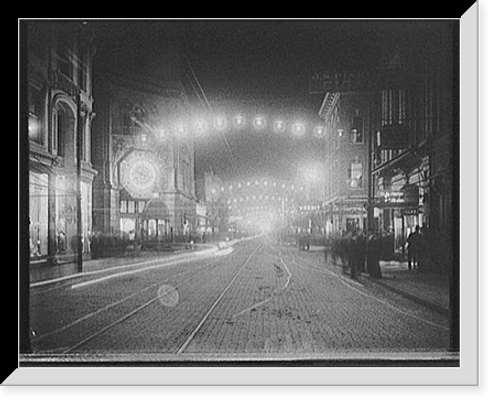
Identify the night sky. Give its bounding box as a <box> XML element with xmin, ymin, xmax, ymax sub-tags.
<box><xmin>92</xmin><ymin>19</ymin><xmax>451</xmax><ymax>183</ymax></box>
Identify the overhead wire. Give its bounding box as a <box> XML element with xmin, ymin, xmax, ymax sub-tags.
<box><xmin>180</xmin><ymin>47</ymin><xmax>241</xmax><ymax>179</ymax></box>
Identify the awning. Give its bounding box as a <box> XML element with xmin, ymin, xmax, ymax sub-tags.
<box><xmin>139</xmin><ymin>199</ymin><xmax>170</xmax><ymax>220</ymax></box>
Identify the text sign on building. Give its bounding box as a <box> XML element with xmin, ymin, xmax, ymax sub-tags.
<box><xmin>309</xmin><ymin>71</ymin><xmax>378</xmax><ymax>94</ymax></box>
<box><xmin>377</xmin><ymin>186</ymin><xmax>419</xmax><ymax>209</ymax></box>
<box><xmin>380</xmin><ymin>191</ymin><xmax>405</xmax><ymax>204</ymax></box>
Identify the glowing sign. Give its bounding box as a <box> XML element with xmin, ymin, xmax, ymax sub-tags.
<box><xmin>120</xmin><ymin>151</ymin><xmax>159</xmax><ymax>199</ymax></box>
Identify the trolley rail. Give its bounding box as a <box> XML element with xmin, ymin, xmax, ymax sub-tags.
<box><xmin>31</xmin><ymin>239</ymin><xmax>264</xmax><ymax>355</ymax></box>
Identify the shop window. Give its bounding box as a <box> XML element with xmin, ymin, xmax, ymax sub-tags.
<box><xmin>158</xmin><ymin>219</ymin><xmax>166</xmax><ymax>238</ymax></box>
<box><xmin>148</xmin><ymin>219</ymin><xmax>157</xmax><ymax>238</ymax></box>
<box><xmin>29</xmin><ymin>172</ymin><xmax>49</xmax><ymax>257</ymax></box>
<box><xmin>80</xmin><ymin>181</ymin><xmax>92</xmax><ymax>253</ymax></box>
<box><xmin>120</xmin><ymin>218</ymin><xmax>136</xmax><ymax>240</ymax></box>
<box><xmin>55</xmin><ymin>175</ymin><xmax>77</xmax><ymax>255</ymax></box>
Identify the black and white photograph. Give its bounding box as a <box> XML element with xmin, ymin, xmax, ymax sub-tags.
<box><xmin>14</xmin><ymin>12</ymin><xmax>480</xmax><ymax>387</ymax></box>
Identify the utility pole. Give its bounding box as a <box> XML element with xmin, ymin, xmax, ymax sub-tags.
<box><xmin>366</xmin><ymin>93</ymin><xmax>376</xmax><ymax>234</ymax></box>
<box><xmin>75</xmin><ymin>94</ymin><xmax>83</xmax><ymax>273</ymax></box>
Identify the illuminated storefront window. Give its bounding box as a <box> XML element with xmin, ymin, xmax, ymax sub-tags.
<box><xmin>55</xmin><ymin>175</ymin><xmax>78</xmax><ymax>255</ymax></box>
<box><xmin>29</xmin><ymin>172</ymin><xmax>49</xmax><ymax>258</ymax></box>
<box><xmin>81</xmin><ymin>181</ymin><xmax>92</xmax><ymax>254</ymax></box>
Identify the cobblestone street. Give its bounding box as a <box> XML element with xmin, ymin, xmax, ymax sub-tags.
<box><xmin>29</xmin><ymin>237</ymin><xmax>451</xmax><ymax>360</ymax></box>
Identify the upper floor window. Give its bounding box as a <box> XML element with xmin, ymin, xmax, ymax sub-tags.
<box><xmin>348</xmin><ymin>159</ymin><xmax>363</xmax><ymax>189</ymax></box>
<box><xmin>381</xmin><ymin>88</ymin><xmax>408</xmax><ymax>126</ymax></box>
<box><xmin>350</xmin><ymin>116</ymin><xmax>364</xmax><ymax>144</ymax></box>
<box><xmin>51</xmin><ymin>102</ymin><xmax>75</xmax><ymax>159</ymax></box>
<box><xmin>56</xmin><ymin>37</ymin><xmax>73</xmax><ymax>79</ymax></box>
<box><xmin>76</xmin><ymin>54</ymin><xmax>88</xmax><ymax>91</ymax></box>
<box><xmin>120</xmin><ymin>113</ymin><xmax>141</xmax><ymax>136</ymax></box>
<box><xmin>55</xmin><ymin>109</ymin><xmax>66</xmax><ymax>157</ymax></box>
<box><xmin>28</xmin><ymin>84</ymin><xmax>44</xmax><ymax>144</ymax></box>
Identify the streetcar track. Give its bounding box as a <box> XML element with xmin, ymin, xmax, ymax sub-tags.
<box><xmin>231</xmin><ymin>255</ymin><xmax>292</xmax><ymax>319</ymax></box>
<box><xmin>175</xmin><ymin>239</ymin><xmax>264</xmax><ymax>354</ymax></box>
<box><xmin>291</xmin><ymin>255</ymin><xmax>449</xmax><ymax>331</ymax></box>
<box><xmin>32</xmin><ymin>258</ymin><xmax>222</xmax><ymax>351</ymax></box>
<box><xmin>37</xmin><ymin>241</ymin><xmax>256</xmax><ymax>354</ymax></box>
<box><xmin>59</xmin><ymin>260</ymin><xmax>226</xmax><ymax>354</ymax></box>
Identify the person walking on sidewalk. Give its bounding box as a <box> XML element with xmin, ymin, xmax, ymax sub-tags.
<box><xmin>406</xmin><ymin>225</ymin><xmax>422</xmax><ymax>270</ymax></box>
<box><xmin>366</xmin><ymin>232</ymin><xmax>383</xmax><ymax>278</ymax></box>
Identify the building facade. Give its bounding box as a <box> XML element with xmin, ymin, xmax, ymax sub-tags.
<box><xmin>91</xmin><ymin>31</ymin><xmax>197</xmax><ymax>245</ymax></box>
<box><xmin>318</xmin><ymin>22</ymin><xmax>456</xmax><ymax>273</ymax></box>
<box><xmin>27</xmin><ymin>21</ymin><xmax>97</xmax><ymax>264</ymax></box>
<box><xmin>372</xmin><ymin>30</ymin><xmax>455</xmax><ymax>270</ymax></box>
<box><xmin>320</xmin><ymin>91</ymin><xmax>376</xmax><ymax>234</ymax></box>
<box><xmin>195</xmin><ymin>171</ymin><xmax>228</xmax><ymax>237</ymax></box>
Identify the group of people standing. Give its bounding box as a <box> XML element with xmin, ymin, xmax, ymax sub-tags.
<box><xmin>327</xmin><ymin>230</ymin><xmax>384</xmax><ymax>280</ymax></box>
<box><xmin>322</xmin><ymin>225</ymin><xmax>427</xmax><ymax>280</ymax></box>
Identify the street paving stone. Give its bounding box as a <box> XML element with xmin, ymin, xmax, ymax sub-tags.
<box><xmin>29</xmin><ymin>239</ymin><xmax>451</xmax><ymax>358</ymax></box>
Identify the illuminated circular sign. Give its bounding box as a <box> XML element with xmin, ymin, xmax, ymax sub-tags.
<box><xmin>129</xmin><ymin>160</ymin><xmax>156</xmax><ymax>189</ymax></box>
<box><xmin>120</xmin><ymin>151</ymin><xmax>159</xmax><ymax>199</ymax></box>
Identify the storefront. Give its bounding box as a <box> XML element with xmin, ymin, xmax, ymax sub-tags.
<box><xmin>375</xmin><ymin>181</ymin><xmax>426</xmax><ymax>254</ymax></box>
<box><xmin>139</xmin><ymin>199</ymin><xmax>171</xmax><ymax>243</ymax></box>
<box><xmin>119</xmin><ymin>194</ymin><xmax>171</xmax><ymax>244</ymax></box>
<box><xmin>323</xmin><ymin>196</ymin><xmax>368</xmax><ymax>235</ymax></box>
<box><xmin>30</xmin><ymin>170</ymin><xmax>93</xmax><ymax>263</ymax></box>
<box><xmin>29</xmin><ymin>172</ymin><xmax>49</xmax><ymax>259</ymax></box>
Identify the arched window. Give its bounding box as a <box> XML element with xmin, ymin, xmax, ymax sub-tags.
<box><xmin>28</xmin><ymin>83</ymin><xmax>45</xmax><ymax>145</ymax></box>
<box><xmin>52</xmin><ymin>101</ymin><xmax>75</xmax><ymax>161</ymax></box>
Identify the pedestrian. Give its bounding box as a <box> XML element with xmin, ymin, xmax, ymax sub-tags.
<box><xmin>406</xmin><ymin>225</ymin><xmax>422</xmax><ymax>270</ymax></box>
<box><xmin>353</xmin><ymin>231</ymin><xmax>366</xmax><ymax>278</ymax></box>
<box><xmin>366</xmin><ymin>233</ymin><xmax>383</xmax><ymax>278</ymax></box>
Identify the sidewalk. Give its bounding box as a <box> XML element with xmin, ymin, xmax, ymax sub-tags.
<box><xmin>27</xmin><ymin>235</ymin><xmax>259</xmax><ymax>285</ymax></box>
<box><xmin>361</xmin><ymin>260</ymin><xmax>450</xmax><ymax>316</ymax></box>
<box><xmin>28</xmin><ymin>244</ymin><xmax>213</xmax><ymax>285</ymax></box>
<box><xmin>303</xmin><ymin>245</ymin><xmax>450</xmax><ymax>317</ymax></box>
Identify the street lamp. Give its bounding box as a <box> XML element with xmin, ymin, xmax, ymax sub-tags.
<box><xmin>213</xmin><ymin>115</ymin><xmax>227</xmax><ymax>131</ymax></box>
<box><xmin>234</xmin><ymin>114</ymin><xmax>246</xmax><ymax>129</ymax></box>
<box><xmin>28</xmin><ymin>115</ymin><xmax>40</xmax><ymax>139</ymax></box>
<box><xmin>252</xmin><ymin>115</ymin><xmax>267</xmax><ymax>131</ymax></box>
<box><xmin>291</xmin><ymin>121</ymin><xmax>306</xmax><ymax>137</ymax></box>
<box><xmin>313</xmin><ymin>124</ymin><xmax>327</xmax><ymax>138</ymax></box>
<box><xmin>272</xmin><ymin>119</ymin><xmax>286</xmax><ymax>134</ymax></box>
